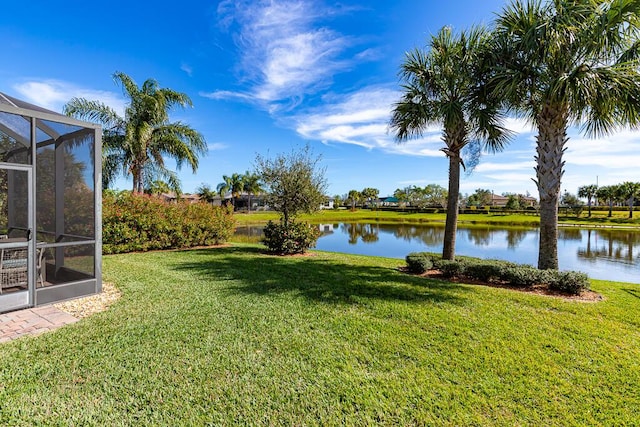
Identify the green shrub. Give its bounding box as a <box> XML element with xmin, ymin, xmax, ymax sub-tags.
<box><xmin>465</xmin><ymin>260</ymin><xmax>507</xmax><ymax>282</ymax></box>
<box><xmin>501</xmin><ymin>265</ymin><xmax>545</xmax><ymax>288</ymax></box>
<box><xmin>103</xmin><ymin>192</ymin><xmax>235</xmax><ymax>254</ymax></box>
<box><xmin>405</xmin><ymin>253</ymin><xmax>433</xmax><ymax>274</ymax></box>
<box><xmin>437</xmin><ymin>260</ymin><xmax>467</xmax><ymax>278</ymax></box>
<box><xmin>262</xmin><ymin>220</ymin><xmax>322</xmax><ymax>255</ymax></box>
<box><xmin>547</xmin><ymin>271</ymin><xmax>590</xmax><ymax>295</ymax></box>
<box><xmin>406</xmin><ymin>251</ymin><xmax>590</xmax><ymax>295</ymax></box>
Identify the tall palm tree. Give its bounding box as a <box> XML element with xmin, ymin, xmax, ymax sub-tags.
<box><xmin>491</xmin><ymin>0</ymin><xmax>640</xmax><ymax>269</ymax></box>
<box><xmin>216</xmin><ymin>173</ymin><xmax>244</xmax><ymax>208</ymax></box>
<box><xmin>617</xmin><ymin>181</ymin><xmax>640</xmax><ymax>218</ymax></box>
<box><xmin>596</xmin><ymin>185</ymin><xmax>618</xmax><ymax>218</ymax></box>
<box><xmin>242</xmin><ymin>172</ymin><xmax>263</xmax><ymax>212</ymax></box>
<box><xmin>64</xmin><ymin>72</ymin><xmax>206</xmax><ymax>193</ymax></box>
<box><xmin>578</xmin><ymin>184</ymin><xmax>598</xmax><ymax>218</ymax></box>
<box><xmin>390</xmin><ymin>26</ymin><xmax>512</xmax><ymax>260</ymax></box>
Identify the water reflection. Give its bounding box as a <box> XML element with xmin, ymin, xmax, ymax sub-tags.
<box><xmin>233</xmin><ymin>222</ymin><xmax>640</xmax><ymax>282</ymax></box>
<box><xmin>577</xmin><ymin>229</ymin><xmax>640</xmax><ymax>265</ymax></box>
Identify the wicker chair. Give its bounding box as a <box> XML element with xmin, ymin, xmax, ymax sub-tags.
<box><xmin>0</xmin><ymin>247</ymin><xmax>28</xmax><ymax>293</ymax></box>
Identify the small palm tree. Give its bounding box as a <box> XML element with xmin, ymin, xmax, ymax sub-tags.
<box><xmin>596</xmin><ymin>185</ymin><xmax>618</xmax><ymax>218</ymax></box>
<box><xmin>243</xmin><ymin>172</ymin><xmax>264</xmax><ymax>212</ymax></box>
<box><xmin>578</xmin><ymin>184</ymin><xmax>598</xmax><ymax>218</ymax></box>
<box><xmin>347</xmin><ymin>190</ymin><xmax>362</xmax><ymax>211</ymax></box>
<box><xmin>390</xmin><ymin>26</ymin><xmax>511</xmax><ymax>260</ymax></box>
<box><xmin>217</xmin><ymin>173</ymin><xmax>244</xmax><ymax>208</ymax></box>
<box><xmin>196</xmin><ymin>183</ymin><xmax>217</xmax><ymax>205</ymax></box>
<box><xmin>617</xmin><ymin>182</ymin><xmax>640</xmax><ymax>219</ymax></box>
<box><xmin>145</xmin><ymin>180</ymin><xmax>172</xmax><ymax>196</ymax></box>
<box><xmin>491</xmin><ymin>1</ymin><xmax>640</xmax><ymax>269</ymax></box>
<box><xmin>64</xmin><ymin>72</ymin><xmax>206</xmax><ymax>193</ymax></box>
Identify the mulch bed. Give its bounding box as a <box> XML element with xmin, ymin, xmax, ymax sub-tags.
<box><xmin>402</xmin><ymin>268</ymin><xmax>604</xmax><ymax>302</ymax></box>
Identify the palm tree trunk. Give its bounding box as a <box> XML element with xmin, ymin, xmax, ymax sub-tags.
<box><xmin>443</xmin><ymin>152</ymin><xmax>461</xmax><ymax>260</ymax></box>
<box><xmin>535</xmin><ymin>106</ymin><xmax>568</xmax><ymax>270</ymax></box>
<box><xmin>629</xmin><ymin>196</ymin><xmax>634</xmax><ymax>219</ymax></box>
<box><xmin>608</xmin><ymin>199</ymin><xmax>613</xmax><ymax>217</ymax></box>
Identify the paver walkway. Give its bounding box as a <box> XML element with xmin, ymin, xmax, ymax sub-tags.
<box><xmin>0</xmin><ymin>306</ymin><xmax>78</xmax><ymax>343</ymax></box>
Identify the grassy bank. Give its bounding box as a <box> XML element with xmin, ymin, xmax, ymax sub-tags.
<box><xmin>1</xmin><ymin>246</ymin><xmax>638</xmax><ymax>425</ymax></box>
<box><xmin>235</xmin><ymin>209</ymin><xmax>640</xmax><ymax>228</ymax></box>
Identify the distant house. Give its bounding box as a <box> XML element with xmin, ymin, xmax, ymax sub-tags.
<box><xmin>320</xmin><ymin>198</ymin><xmax>334</xmax><ymax>210</ymax></box>
<box><xmin>490</xmin><ymin>194</ymin><xmax>537</xmax><ymax>207</ymax></box>
<box><xmin>380</xmin><ymin>196</ymin><xmax>399</xmax><ymax>207</ymax></box>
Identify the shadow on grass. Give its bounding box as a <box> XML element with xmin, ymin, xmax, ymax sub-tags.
<box><xmin>623</xmin><ymin>288</ymin><xmax>640</xmax><ymax>300</ymax></box>
<box><xmin>174</xmin><ymin>246</ymin><xmax>467</xmax><ymax>306</ymax></box>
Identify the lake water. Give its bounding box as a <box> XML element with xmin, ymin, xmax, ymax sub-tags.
<box><xmin>235</xmin><ymin>223</ymin><xmax>640</xmax><ymax>283</ymax></box>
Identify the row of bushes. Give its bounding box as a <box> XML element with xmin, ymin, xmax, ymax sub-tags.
<box><xmin>103</xmin><ymin>193</ymin><xmax>236</xmax><ymax>254</ymax></box>
<box><xmin>406</xmin><ymin>252</ymin><xmax>590</xmax><ymax>295</ymax></box>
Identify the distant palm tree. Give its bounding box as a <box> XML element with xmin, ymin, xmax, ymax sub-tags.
<box><xmin>242</xmin><ymin>172</ymin><xmax>263</xmax><ymax>212</ymax></box>
<box><xmin>64</xmin><ymin>72</ymin><xmax>206</xmax><ymax>193</ymax></box>
<box><xmin>390</xmin><ymin>26</ymin><xmax>511</xmax><ymax>260</ymax></box>
<box><xmin>196</xmin><ymin>183</ymin><xmax>217</xmax><ymax>205</ymax></box>
<box><xmin>491</xmin><ymin>1</ymin><xmax>640</xmax><ymax>269</ymax></box>
<box><xmin>217</xmin><ymin>173</ymin><xmax>244</xmax><ymax>208</ymax></box>
<box><xmin>361</xmin><ymin>187</ymin><xmax>379</xmax><ymax>208</ymax></box>
<box><xmin>596</xmin><ymin>185</ymin><xmax>618</xmax><ymax>218</ymax></box>
<box><xmin>145</xmin><ymin>179</ymin><xmax>172</xmax><ymax>196</ymax></box>
<box><xmin>617</xmin><ymin>182</ymin><xmax>640</xmax><ymax>219</ymax></box>
<box><xmin>578</xmin><ymin>184</ymin><xmax>598</xmax><ymax>218</ymax></box>
<box><xmin>347</xmin><ymin>190</ymin><xmax>362</xmax><ymax>211</ymax></box>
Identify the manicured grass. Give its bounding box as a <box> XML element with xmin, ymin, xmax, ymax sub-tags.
<box><xmin>235</xmin><ymin>209</ymin><xmax>640</xmax><ymax>228</ymax></box>
<box><xmin>1</xmin><ymin>246</ymin><xmax>639</xmax><ymax>425</ymax></box>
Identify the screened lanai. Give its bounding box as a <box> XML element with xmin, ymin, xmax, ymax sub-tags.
<box><xmin>0</xmin><ymin>92</ymin><xmax>101</xmax><ymax>313</ymax></box>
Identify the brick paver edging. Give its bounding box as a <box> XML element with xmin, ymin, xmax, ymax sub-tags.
<box><xmin>0</xmin><ymin>306</ymin><xmax>78</xmax><ymax>343</ymax></box>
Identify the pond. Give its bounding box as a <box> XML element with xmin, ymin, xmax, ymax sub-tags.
<box><xmin>235</xmin><ymin>223</ymin><xmax>640</xmax><ymax>283</ymax></box>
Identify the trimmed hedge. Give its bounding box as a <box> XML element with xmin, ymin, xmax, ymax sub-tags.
<box><xmin>103</xmin><ymin>192</ymin><xmax>236</xmax><ymax>254</ymax></box>
<box><xmin>405</xmin><ymin>252</ymin><xmax>590</xmax><ymax>295</ymax></box>
<box><xmin>405</xmin><ymin>252</ymin><xmax>433</xmax><ymax>273</ymax></box>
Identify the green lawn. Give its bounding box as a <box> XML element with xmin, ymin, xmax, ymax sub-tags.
<box><xmin>1</xmin><ymin>246</ymin><xmax>639</xmax><ymax>425</ymax></box>
<box><xmin>235</xmin><ymin>209</ymin><xmax>640</xmax><ymax>228</ymax></box>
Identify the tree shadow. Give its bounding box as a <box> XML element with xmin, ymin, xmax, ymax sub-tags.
<box><xmin>173</xmin><ymin>246</ymin><xmax>468</xmax><ymax>306</ymax></box>
<box><xmin>622</xmin><ymin>288</ymin><xmax>640</xmax><ymax>300</ymax></box>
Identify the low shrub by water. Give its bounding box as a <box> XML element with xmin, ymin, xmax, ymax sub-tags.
<box><xmin>262</xmin><ymin>220</ymin><xmax>321</xmax><ymax>254</ymax></box>
<box><xmin>103</xmin><ymin>192</ymin><xmax>236</xmax><ymax>254</ymax></box>
<box><xmin>405</xmin><ymin>252</ymin><xmax>590</xmax><ymax>295</ymax></box>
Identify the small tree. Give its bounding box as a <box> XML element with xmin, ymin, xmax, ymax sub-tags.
<box><xmin>596</xmin><ymin>185</ymin><xmax>618</xmax><ymax>218</ymax></box>
<box><xmin>578</xmin><ymin>184</ymin><xmax>598</xmax><ymax>218</ymax></box>
<box><xmin>467</xmin><ymin>189</ymin><xmax>493</xmax><ymax>207</ymax></box>
<box><xmin>617</xmin><ymin>182</ymin><xmax>640</xmax><ymax>219</ymax></box>
<box><xmin>196</xmin><ymin>183</ymin><xmax>217</xmax><ymax>205</ymax></box>
<box><xmin>504</xmin><ymin>194</ymin><xmax>520</xmax><ymax>210</ymax></box>
<box><xmin>255</xmin><ymin>145</ymin><xmax>327</xmax><ymax>254</ymax></box>
<box><xmin>361</xmin><ymin>187</ymin><xmax>379</xmax><ymax>209</ymax></box>
<box><xmin>243</xmin><ymin>172</ymin><xmax>264</xmax><ymax>212</ymax></box>
<box><xmin>347</xmin><ymin>190</ymin><xmax>362</xmax><ymax>211</ymax></box>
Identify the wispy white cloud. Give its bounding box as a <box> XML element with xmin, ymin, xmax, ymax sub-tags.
<box><xmin>180</xmin><ymin>63</ymin><xmax>193</xmax><ymax>77</ymax></box>
<box><xmin>208</xmin><ymin>0</ymin><xmax>361</xmax><ymax>109</ymax></box>
<box><xmin>12</xmin><ymin>80</ymin><xmax>125</xmax><ymax>116</ymax></box>
<box><xmin>474</xmin><ymin>160</ymin><xmax>536</xmax><ymax>173</ymax></box>
<box><xmin>207</xmin><ymin>142</ymin><xmax>228</xmax><ymax>151</ymax></box>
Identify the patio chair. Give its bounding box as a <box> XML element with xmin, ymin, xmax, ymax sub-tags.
<box><xmin>0</xmin><ymin>247</ymin><xmax>27</xmax><ymax>293</ymax></box>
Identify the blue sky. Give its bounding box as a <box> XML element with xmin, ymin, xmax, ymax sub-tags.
<box><xmin>2</xmin><ymin>0</ymin><xmax>639</xmax><ymax>198</ymax></box>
